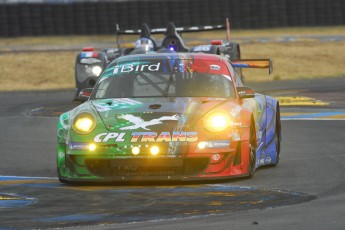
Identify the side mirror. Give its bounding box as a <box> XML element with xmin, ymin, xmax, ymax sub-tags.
<box><xmin>78</xmin><ymin>88</ymin><xmax>93</xmax><ymax>102</ymax></box>
<box><xmin>237</xmin><ymin>86</ymin><xmax>255</xmax><ymax>99</ymax></box>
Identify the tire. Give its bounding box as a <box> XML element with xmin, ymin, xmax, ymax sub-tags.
<box><xmin>58</xmin><ymin>177</ymin><xmax>68</xmax><ymax>184</ymax></box>
<box><xmin>57</xmin><ymin>168</ymin><xmax>68</xmax><ymax>184</ymax></box>
<box><xmin>272</xmin><ymin>106</ymin><xmax>281</xmax><ymax>166</ymax></box>
<box><xmin>247</xmin><ymin>122</ymin><xmax>257</xmax><ymax>178</ymax></box>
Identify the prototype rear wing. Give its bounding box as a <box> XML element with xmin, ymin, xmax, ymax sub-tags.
<box><xmin>231</xmin><ymin>59</ymin><xmax>273</xmax><ymax>74</ymax></box>
<box><xmin>115</xmin><ymin>23</ymin><xmax>226</xmax><ymax>48</ymax></box>
<box><xmin>116</xmin><ymin>24</ymin><xmax>225</xmax><ymax>35</ymax></box>
<box><xmin>115</xmin><ymin>18</ymin><xmax>232</xmax><ymax>48</ymax></box>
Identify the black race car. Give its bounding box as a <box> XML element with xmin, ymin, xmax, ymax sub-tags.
<box><xmin>74</xmin><ymin>19</ymin><xmax>241</xmax><ymax>100</ymax></box>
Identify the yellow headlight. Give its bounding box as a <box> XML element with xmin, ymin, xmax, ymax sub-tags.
<box><xmin>88</xmin><ymin>143</ymin><xmax>96</xmax><ymax>151</ymax></box>
<box><xmin>150</xmin><ymin>146</ymin><xmax>159</xmax><ymax>155</ymax></box>
<box><xmin>92</xmin><ymin>66</ymin><xmax>102</xmax><ymax>76</ymax></box>
<box><xmin>72</xmin><ymin>113</ymin><xmax>96</xmax><ymax>134</ymax></box>
<box><xmin>204</xmin><ymin>110</ymin><xmax>231</xmax><ymax>132</ymax></box>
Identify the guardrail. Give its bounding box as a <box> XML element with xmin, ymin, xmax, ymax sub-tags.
<box><xmin>0</xmin><ymin>0</ymin><xmax>344</xmax><ymax>37</ymax></box>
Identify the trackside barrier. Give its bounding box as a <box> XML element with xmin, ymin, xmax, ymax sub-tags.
<box><xmin>0</xmin><ymin>0</ymin><xmax>344</xmax><ymax>37</ymax></box>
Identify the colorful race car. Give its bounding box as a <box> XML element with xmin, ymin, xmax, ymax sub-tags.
<box><xmin>73</xmin><ymin>20</ymin><xmax>241</xmax><ymax>100</ymax></box>
<box><xmin>57</xmin><ymin>53</ymin><xmax>280</xmax><ymax>183</ymax></box>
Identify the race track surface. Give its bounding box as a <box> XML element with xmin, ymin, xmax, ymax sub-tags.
<box><xmin>1</xmin><ymin>77</ymin><xmax>345</xmax><ymax>229</ymax></box>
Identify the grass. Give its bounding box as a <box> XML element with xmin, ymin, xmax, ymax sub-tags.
<box><xmin>241</xmin><ymin>41</ymin><xmax>345</xmax><ymax>81</ymax></box>
<box><xmin>0</xmin><ymin>26</ymin><xmax>345</xmax><ymax>91</ymax></box>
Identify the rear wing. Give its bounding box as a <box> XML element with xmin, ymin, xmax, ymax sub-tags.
<box><xmin>116</xmin><ymin>24</ymin><xmax>225</xmax><ymax>35</ymax></box>
<box><xmin>231</xmin><ymin>59</ymin><xmax>273</xmax><ymax>74</ymax></box>
<box><xmin>115</xmin><ymin>18</ymin><xmax>231</xmax><ymax>48</ymax></box>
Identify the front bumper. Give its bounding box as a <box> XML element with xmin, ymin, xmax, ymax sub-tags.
<box><xmin>57</xmin><ymin>138</ymin><xmax>248</xmax><ymax>182</ymax></box>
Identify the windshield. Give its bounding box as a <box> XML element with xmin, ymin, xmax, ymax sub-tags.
<box><xmin>91</xmin><ymin>58</ymin><xmax>235</xmax><ymax>99</ymax></box>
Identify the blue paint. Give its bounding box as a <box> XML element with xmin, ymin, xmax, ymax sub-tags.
<box><xmin>34</xmin><ymin>214</ymin><xmax>105</xmax><ymax>223</ymax></box>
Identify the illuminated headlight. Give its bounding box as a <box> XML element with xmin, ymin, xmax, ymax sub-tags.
<box><xmin>204</xmin><ymin>110</ymin><xmax>231</xmax><ymax>132</ymax></box>
<box><xmin>72</xmin><ymin>113</ymin><xmax>96</xmax><ymax>135</ymax></box>
<box><xmin>88</xmin><ymin>143</ymin><xmax>96</xmax><ymax>151</ymax></box>
<box><xmin>150</xmin><ymin>146</ymin><xmax>159</xmax><ymax>155</ymax></box>
<box><xmin>91</xmin><ymin>66</ymin><xmax>102</xmax><ymax>76</ymax></box>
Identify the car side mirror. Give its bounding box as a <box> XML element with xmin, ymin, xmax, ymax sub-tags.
<box><xmin>237</xmin><ymin>86</ymin><xmax>255</xmax><ymax>99</ymax></box>
<box><xmin>78</xmin><ymin>88</ymin><xmax>93</xmax><ymax>102</ymax></box>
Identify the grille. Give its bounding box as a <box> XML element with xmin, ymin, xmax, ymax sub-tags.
<box><xmin>85</xmin><ymin>158</ymin><xmax>209</xmax><ymax>178</ymax></box>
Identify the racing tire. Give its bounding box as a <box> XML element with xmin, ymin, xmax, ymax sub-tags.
<box><xmin>58</xmin><ymin>177</ymin><xmax>68</xmax><ymax>184</ymax></box>
<box><xmin>57</xmin><ymin>168</ymin><xmax>68</xmax><ymax>184</ymax></box>
<box><xmin>247</xmin><ymin>122</ymin><xmax>257</xmax><ymax>178</ymax></box>
<box><xmin>272</xmin><ymin>106</ymin><xmax>281</xmax><ymax>167</ymax></box>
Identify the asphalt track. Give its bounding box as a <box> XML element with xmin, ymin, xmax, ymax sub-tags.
<box><xmin>1</xmin><ymin>77</ymin><xmax>345</xmax><ymax>229</ymax></box>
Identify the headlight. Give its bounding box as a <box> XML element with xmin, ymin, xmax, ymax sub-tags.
<box><xmin>72</xmin><ymin>113</ymin><xmax>96</xmax><ymax>134</ymax></box>
<box><xmin>204</xmin><ymin>110</ymin><xmax>231</xmax><ymax>132</ymax></box>
<box><xmin>91</xmin><ymin>66</ymin><xmax>102</xmax><ymax>76</ymax></box>
<box><xmin>150</xmin><ymin>146</ymin><xmax>159</xmax><ymax>155</ymax></box>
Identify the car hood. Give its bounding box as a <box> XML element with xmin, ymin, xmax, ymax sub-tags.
<box><xmin>91</xmin><ymin>97</ymin><xmax>232</xmax><ymax>132</ymax></box>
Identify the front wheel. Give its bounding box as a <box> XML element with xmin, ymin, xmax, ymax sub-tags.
<box><xmin>247</xmin><ymin>124</ymin><xmax>257</xmax><ymax>178</ymax></box>
<box><xmin>272</xmin><ymin>108</ymin><xmax>281</xmax><ymax>166</ymax></box>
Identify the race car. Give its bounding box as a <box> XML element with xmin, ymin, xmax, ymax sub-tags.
<box><xmin>57</xmin><ymin>52</ymin><xmax>281</xmax><ymax>183</ymax></box>
<box><xmin>73</xmin><ymin>19</ymin><xmax>241</xmax><ymax>100</ymax></box>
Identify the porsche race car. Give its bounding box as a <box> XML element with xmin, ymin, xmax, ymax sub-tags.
<box><xmin>74</xmin><ymin>20</ymin><xmax>241</xmax><ymax>100</ymax></box>
<box><xmin>57</xmin><ymin>52</ymin><xmax>281</xmax><ymax>183</ymax></box>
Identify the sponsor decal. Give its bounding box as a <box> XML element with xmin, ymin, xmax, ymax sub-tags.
<box><xmin>191</xmin><ymin>45</ymin><xmax>211</xmax><ymax>52</ymax></box>
<box><xmin>68</xmin><ymin>142</ymin><xmax>89</xmax><ymax>150</ymax></box>
<box><xmin>257</xmin><ymin>131</ymin><xmax>263</xmax><ymax>139</ymax></box>
<box><xmin>205</xmin><ymin>140</ymin><xmax>230</xmax><ymax>148</ymax></box>
<box><xmin>232</xmin><ymin>133</ymin><xmax>241</xmax><ymax>141</ymax></box>
<box><xmin>94</xmin><ymin>99</ymin><xmax>142</xmax><ymax>111</ymax></box>
<box><xmin>210</xmin><ymin>64</ymin><xmax>221</xmax><ymax>71</ymax></box>
<box><xmin>113</xmin><ymin>62</ymin><xmax>160</xmax><ymax>74</ymax></box>
<box><xmin>93</xmin><ymin>131</ymin><xmax>198</xmax><ymax>143</ymax></box>
<box><xmin>80</xmin><ymin>58</ymin><xmax>101</xmax><ymax>64</ymax></box>
<box><xmin>230</xmin><ymin>122</ymin><xmax>242</xmax><ymax>127</ymax></box>
<box><xmin>118</xmin><ymin>114</ymin><xmax>179</xmax><ymax>131</ymax></box>
<box><xmin>94</xmin><ymin>133</ymin><xmax>126</xmax><ymax>143</ymax></box>
<box><xmin>199</xmin><ymin>140</ymin><xmax>230</xmax><ymax>149</ymax></box>
<box><xmin>230</xmin><ymin>105</ymin><xmax>243</xmax><ymax>117</ymax></box>
<box><xmin>265</xmin><ymin>156</ymin><xmax>272</xmax><ymax>164</ymax></box>
<box><xmin>131</xmin><ymin>131</ymin><xmax>198</xmax><ymax>143</ymax></box>
<box><xmin>257</xmin><ymin>154</ymin><xmax>272</xmax><ymax>165</ymax></box>
<box><xmin>212</xmin><ymin>154</ymin><xmax>221</xmax><ymax>161</ymax></box>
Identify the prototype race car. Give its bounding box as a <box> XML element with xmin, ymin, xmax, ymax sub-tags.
<box><xmin>57</xmin><ymin>52</ymin><xmax>281</xmax><ymax>183</ymax></box>
<box><xmin>74</xmin><ymin>19</ymin><xmax>241</xmax><ymax>100</ymax></box>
